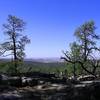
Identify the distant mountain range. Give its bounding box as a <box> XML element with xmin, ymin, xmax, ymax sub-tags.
<box><xmin>0</xmin><ymin>57</ymin><xmax>64</xmax><ymax>63</ymax></box>
<box><xmin>25</xmin><ymin>57</ymin><xmax>63</xmax><ymax>63</ymax></box>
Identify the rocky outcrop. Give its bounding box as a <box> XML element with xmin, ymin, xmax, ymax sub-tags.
<box><xmin>0</xmin><ymin>81</ymin><xmax>100</xmax><ymax>100</ymax></box>
<box><xmin>0</xmin><ymin>73</ymin><xmax>100</xmax><ymax>100</ymax></box>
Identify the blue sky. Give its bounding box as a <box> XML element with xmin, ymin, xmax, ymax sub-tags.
<box><xmin>0</xmin><ymin>0</ymin><xmax>100</xmax><ymax>58</ymax></box>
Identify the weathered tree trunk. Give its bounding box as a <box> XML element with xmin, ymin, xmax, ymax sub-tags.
<box><xmin>12</xmin><ymin>24</ymin><xmax>17</xmax><ymax>73</ymax></box>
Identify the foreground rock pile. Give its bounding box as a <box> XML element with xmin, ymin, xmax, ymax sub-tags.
<box><xmin>0</xmin><ymin>73</ymin><xmax>100</xmax><ymax>100</ymax></box>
